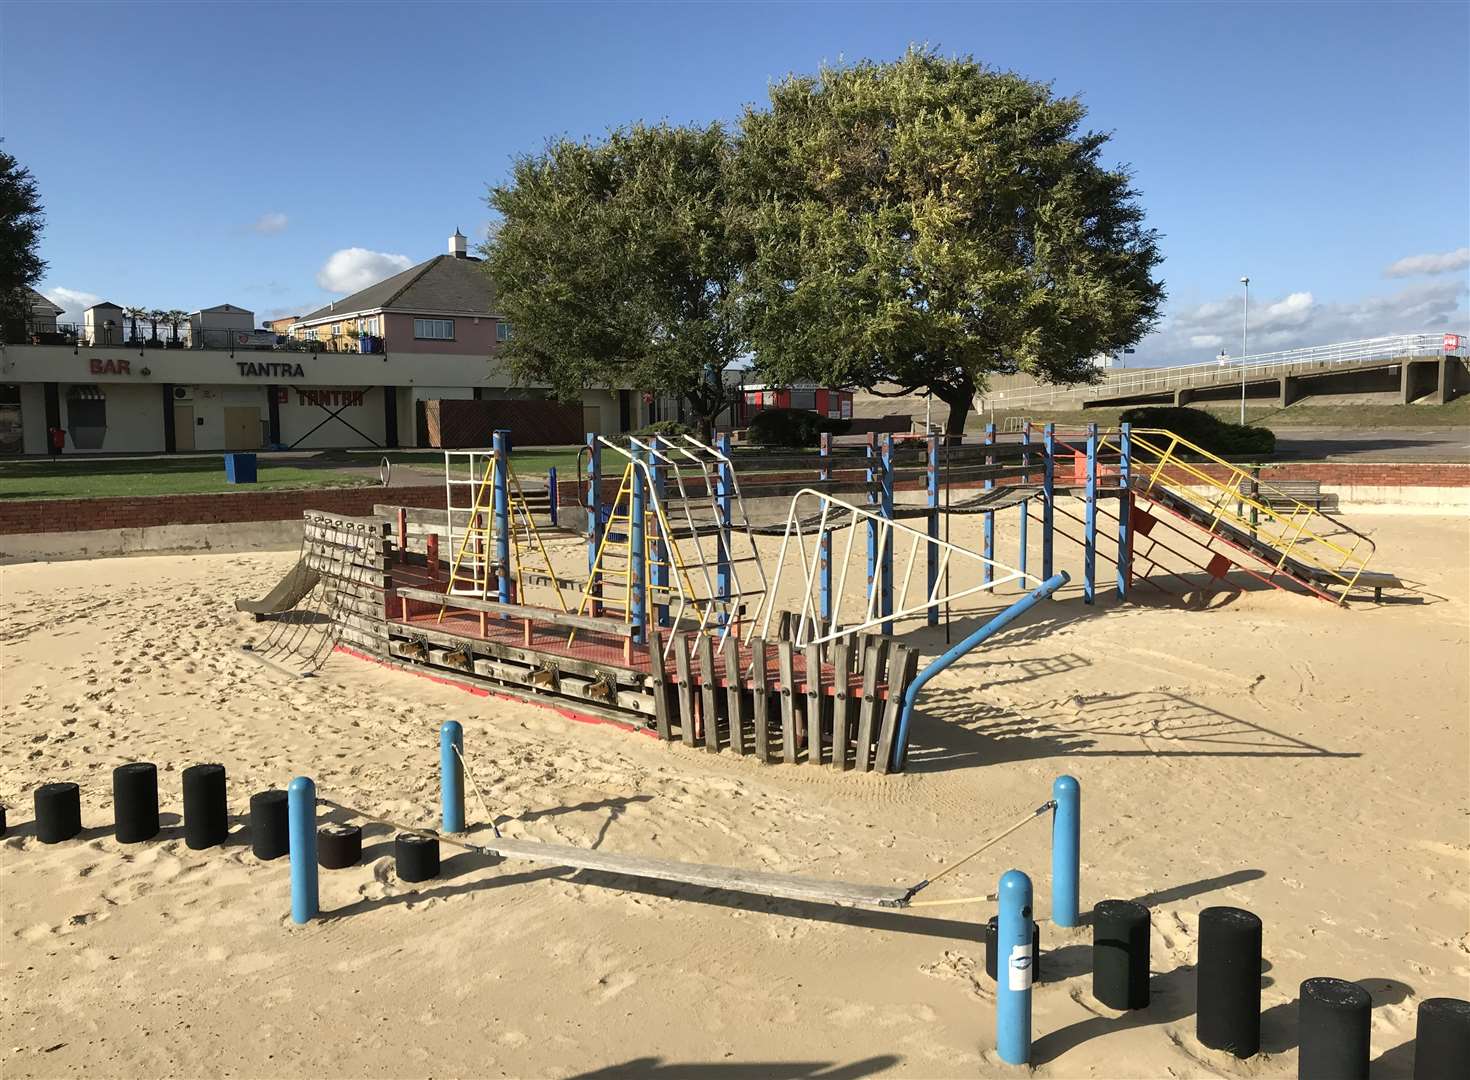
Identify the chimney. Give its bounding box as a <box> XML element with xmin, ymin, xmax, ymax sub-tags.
<box><xmin>449</xmin><ymin>228</ymin><xmax>467</xmax><ymax>258</ymax></box>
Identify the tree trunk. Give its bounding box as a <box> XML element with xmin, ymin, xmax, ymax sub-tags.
<box><xmin>936</xmin><ymin>382</ymin><xmax>975</xmax><ymax>444</ymax></box>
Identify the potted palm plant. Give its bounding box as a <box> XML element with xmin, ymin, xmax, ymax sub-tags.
<box><xmin>123</xmin><ymin>305</ymin><xmax>148</xmax><ymax>345</ymax></box>
<box><xmin>147</xmin><ymin>309</ymin><xmax>165</xmax><ymax>347</ymax></box>
<box><xmin>165</xmin><ymin>310</ymin><xmax>188</xmax><ymax>348</ymax></box>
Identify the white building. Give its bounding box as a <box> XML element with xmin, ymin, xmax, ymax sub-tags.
<box><xmin>82</xmin><ymin>302</ymin><xmax>126</xmax><ymax>346</ymax></box>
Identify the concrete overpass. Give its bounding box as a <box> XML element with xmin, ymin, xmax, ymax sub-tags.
<box><xmin>979</xmin><ymin>333</ymin><xmax>1469</xmax><ymax>412</ymax></box>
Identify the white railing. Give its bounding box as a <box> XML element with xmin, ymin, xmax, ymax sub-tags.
<box><xmin>981</xmin><ymin>332</ymin><xmax>1464</xmax><ymax>411</ymax></box>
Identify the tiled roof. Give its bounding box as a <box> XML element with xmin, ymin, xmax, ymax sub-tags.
<box><xmin>298</xmin><ymin>255</ymin><xmax>498</xmax><ymax>324</ymax></box>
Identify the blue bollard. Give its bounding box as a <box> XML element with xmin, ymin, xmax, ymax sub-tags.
<box><xmin>287</xmin><ymin>776</ymin><xmax>318</xmax><ymax>924</ymax></box>
<box><xmin>441</xmin><ymin>720</ymin><xmax>464</xmax><ymax>834</ymax></box>
<box><xmin>997</xmin><ymin>869</ymin><xmax>1035</xmax><ymax>1065</ymax></box>
<box><xmin>1052</xmin><ymin>774</ymin><xmax>1081</xmax><ymax>928</ymax></box>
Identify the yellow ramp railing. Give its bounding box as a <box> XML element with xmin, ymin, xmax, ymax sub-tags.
<box><xmin>1109</xmin><ymin>428</ymin><xmax>1376</xmax><ymax>602</ymax></box>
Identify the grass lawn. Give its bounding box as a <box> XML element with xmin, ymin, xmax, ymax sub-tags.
<box><xmin>0</xmin><ymin>456</ymin><xmax>374</xmax><ymax>501</ymax></box>
<box><xmin>358</xmin><ymin>447</ymin><xmax>584</xmax><ymax>478</ymax></box>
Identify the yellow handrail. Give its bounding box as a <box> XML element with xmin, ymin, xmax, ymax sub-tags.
<box><xmin>1110</xmin><ymin>428</ymin><xmax>1375</xmax><ymax>599</ymax></box>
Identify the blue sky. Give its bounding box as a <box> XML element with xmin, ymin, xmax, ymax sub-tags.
<box><xmin>4</xmin><ymin>0</ymin><xmax>1467</xmax><ymax>364</ymax></box>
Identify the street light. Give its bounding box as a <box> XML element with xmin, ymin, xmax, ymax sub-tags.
<box><xmin>1239</xmin><ymin>276</ymin><xmax>1250</xmax><ymax>424</ymax></box>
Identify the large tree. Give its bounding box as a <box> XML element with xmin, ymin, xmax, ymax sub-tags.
<box><xmin>736</xmin><ymin>48</ymin><xmax>1165</xmax><ymax>437</ymax></box>
<box><xmin>0</xmin><ymin>148</ymin><xmax>47</xmax><ymax>338</ymax></box>
<box><xmin>484</xmin><ymin>122</ymin><xmax>746</xmax><ymax>438</ymax></box>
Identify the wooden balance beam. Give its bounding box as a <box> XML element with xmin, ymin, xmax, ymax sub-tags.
<box><xmin>472</xmin><ymin>835</ymin><xmax>913</xmax><ymax>909</ymax></box>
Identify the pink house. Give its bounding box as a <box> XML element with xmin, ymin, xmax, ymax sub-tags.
<box><xmin>293</xmin><ymin>231</ymin><xmax>507</xmax><ymax>356</ymax></box>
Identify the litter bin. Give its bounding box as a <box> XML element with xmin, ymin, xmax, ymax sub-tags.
<box><xmin>224</xmin><ymin>452</ymin><xmax>258</xmax><ymax>484</ymax></box>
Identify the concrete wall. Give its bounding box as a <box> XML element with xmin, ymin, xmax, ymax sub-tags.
<box><xmin>382</xmin><ymin>312</ymin><xmax>501</xmax><ymax>356</ymax></box>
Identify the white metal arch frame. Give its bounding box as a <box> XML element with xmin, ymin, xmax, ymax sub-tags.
<box><xmin>755</xmin><ymin>488</ymin><xmax>1043</xmax><ymax>649</ymax></box>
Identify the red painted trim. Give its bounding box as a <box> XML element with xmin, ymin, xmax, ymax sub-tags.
<box><xmin>332</xmin><ymin>644</ymin><xmax>660</xmax><ymax>739</ymax></box>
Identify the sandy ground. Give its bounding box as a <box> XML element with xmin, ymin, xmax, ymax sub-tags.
<box><xmin>2</xmin><ymin>509</ymin><xmax>1468</xmax><ymax>1079</ymax></box>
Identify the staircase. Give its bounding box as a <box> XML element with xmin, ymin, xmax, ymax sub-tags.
<box><xmin>1111</xmin><ymin>429</ymin><xmax>1394</xmax><ymax>604</ymax></box>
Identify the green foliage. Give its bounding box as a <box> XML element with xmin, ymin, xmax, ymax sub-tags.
<box><xmin>632</xmin><ymin>419</ymin><xmax>696</xmax><ymax>438</ymax></box>
<box><xmin>747</xmin><ymin>408</ymin><xmax>850</xmax><ymax>447</ymax></box>
<box><xmin>485</xmin><ymin>123</ymin><xmax>746</xmax><ymax>436</ymax></box>
<box><xmin>736</xmin><ymin>48</ymin><xmax>1165</xmax><ymax>438</ymax></box>
<box><xmin>1120</xmin><ymin>406</ymin><xmax>1276</xmax><ymax>457</ymax></box>
<box><xmin>0</xmin><ymin>148</ymin><xmax>46</xmax><ymax>336</ymax></box>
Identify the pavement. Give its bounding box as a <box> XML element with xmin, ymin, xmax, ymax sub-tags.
<box><xmin>1268</xmin><ymin>427</ymin><xmax>1470</xmax><ymax>463</ymax></box>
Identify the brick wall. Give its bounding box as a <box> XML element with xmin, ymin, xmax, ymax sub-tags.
<box><xmin>0</xmin><ymin>483</ymin><xmax>449</xmax><ymax>536</ymax></box>
<box><xmin>2</xmin><ymin>460</ymin><xmax>1465</xmax><ymax>538</ymax></box>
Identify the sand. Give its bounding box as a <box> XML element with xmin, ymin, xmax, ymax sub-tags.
<box><xmin>2</xmin><ymin>510</ymin><xmax>1468</xmax><ymax>1078</ymax></box>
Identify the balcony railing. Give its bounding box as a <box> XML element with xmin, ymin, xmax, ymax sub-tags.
<box><xmin>6</xmin><ymin>322</ymin><xmax>383</xmax><ymax>354</ymax></box>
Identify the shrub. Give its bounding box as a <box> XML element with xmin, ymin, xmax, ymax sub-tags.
<box><xmin>747</xmin><ymin>408</ymin><xmax>849</xmax><ymax>447</ymax></box>
<box><xmin>1119</xmin><ymin>406</ymin><xmax>1276</xmax><ymax>458</ymax></box>
<box><xmin>632</xmin><ymin>419</ymin><xmax>696</xmax><ymax>439</ymax></box>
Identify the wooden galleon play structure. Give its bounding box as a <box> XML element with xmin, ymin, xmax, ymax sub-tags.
<box><xmin>237</xmin><ymin>424</ymin><xmax>1402</xmax><ymax>773</ymax></box>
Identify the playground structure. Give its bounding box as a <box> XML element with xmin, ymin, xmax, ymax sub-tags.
<box><xmin>237</xmin><ymin>423</ymin><xmax>1403</xmax><ymax>771</ymax></box>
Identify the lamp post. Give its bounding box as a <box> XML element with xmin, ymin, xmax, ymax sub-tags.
<box><xmin>1239</xmin><ymin>276</ymin><xmax>1250</xmax><ymax>424</ymax></box>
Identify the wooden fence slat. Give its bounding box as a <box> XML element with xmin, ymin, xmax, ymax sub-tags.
<box><xmin>751</xmin><ymin>637</ymin><xmax>770</xmax><ymax>763</ymax></box>
<box><xmin>831</xmin><ymin>640</ymin><xmax>851</xmax><ymax>771</ymax></box>
<box><xmin>697</xmin><ymin>633</ymin><xmax>720</xmax><ymax>753</ymax></box>
<box><xmin>804</xmin><ymin>641</ymin><xmax>823</xmax><ymax>766</ymax></box>
<box><xmin>723</xmin><ymin>643</ymin><xmax>745</xmax><ymax>755</ymax></box>
<box><xmin>777</xmin><ymin>641</ymin><xmax>797</xmax><ymax>764</ymax></box>
<box><xmin>648</xmin><ymin>628</ymin><xmax>671</xmax><ymax>742</ymax></box>
<box><xmin>875</xmin><ymin>645</ymin><xmax>919</xmax><ymax>775</ymax></box>
<box><xmin>854</xmin><ymin>639</ymin><xmax>886</xmax><ymax>773</ymax></box>
<box><xmin>674</xmin><ymin>634</ymin><xmax>697</xmax><ymax>748</ymax></box>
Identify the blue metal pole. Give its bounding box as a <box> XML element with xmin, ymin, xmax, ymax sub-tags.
<box><xmin>440</xmin><ymin>720</ymin><xmax>464</xmax><ymax>834</ymax></box>
<box><xmin>996</xmin><ymin>868</ymin><xmax>1035</xmax><ymax>1065</ymax></box>
<box><xmin>630</xmin><ymin>456</ymin><xmax>647</xmax><ymax>644</ymax></box>
<box><xmin>1084</xmin><ymin>423</ymin><xmax>1098</xmax><ymax>605</ymax></box>
<box><xmin>492</xmin><ymin>429</ymin><xmax>511</xmax><ymax>605</ymax></box>
<box><xmin>716</xmin><ymin>433</ymin><xmax>733</xmax><ymax>624</ymax></box>
<box><xmin>648</xmin><ymin>442</ymin><xmax>669</xmax><ymax>627</ymax></box>
<box><xmin>866</xmin><ymin>433</ymin><xmax>878</xmax><ymax>620</ymax></box>
<box><xmin>926</xmin><ymin>431</ymin><xmax>940</xmax><ymax>626</ymax></box>
<box><xmin>1052</xmin><ymin>774</ymin><xmax>1081</xmax><ymax>928</ymax></box>
<box><xmin>1042</xmin><ymin>424</ymin><xmax>1055</xmax><ymax>581</ymax></box>
<box><xmin>1018</xmin><ymin>423</ymin><xmax>1030</xmax><ymax>582</ymax></box>
<box><xmin>881</xmin><ymin>433</ymin><xmax>894</xmax><ymax>635</ymax></box>
<box><xmin>287</xmin><ymin>776</ymin><xmax>318</xmax><ymax>924</ymax></box>
<box><xmin>983</xmin><ymin>423</ymin><xmax>996</xmax><ymax>585</ymax></box>
<box><xmin>547</xmin><ymin>466</ymin><xmax>558</xmax><ymax>529</ymax></box>
<box><xmin>819</xmin><ymin>432</ymin><xmax>833</xmax><ymax>623</ymax></box>
<box><xmin>892</xmin><ymin>572</ymin><xmax>1069</xmax><ymax>770</ymax></box>
<box><xmin>1117</xmin><ymin>424</ymin><xmax>1132</xmax><ymax>600</ymax></box>
<box><xmin>585</xmin><ymin>432</ymin><xmax>602</xmax><ymax>617</ymax></box>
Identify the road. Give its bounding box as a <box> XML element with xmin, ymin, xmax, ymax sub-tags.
<box><xmin>1269</xmin><ymin>427</ymin><xmax>1470</xmax><ymax>463</ymax></box>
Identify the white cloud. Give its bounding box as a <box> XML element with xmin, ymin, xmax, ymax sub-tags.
<box><xmin>1384</xmin><ymin>247</ymin><xmax>1470</xmax><ymax>278</ymax></box>
<box><xmin>315</xmin><ymin>248</ymin><xmax>414</xmax><ymax>293</ymax></box>
<box><xmin>252</xmin><ymin>211</ymin><xmax>289</xmax><ymax>235</ymax></box>
<box><xmin>1132</xmin><ymin>279</ymin><xmax>1469</xmax><ymax>365</ymax></box>
<box><xmin>41</xmin><ymin>286</ymin><xmax>103</xmax><ymax>320</ymax></box>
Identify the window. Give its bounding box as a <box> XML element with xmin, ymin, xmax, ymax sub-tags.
<box><xmin>789</xmin><ymin>388</ymin><xmax>816</xmax><ymax>411</ymax></box>
<box><xmin>330</xmin><ymin>323</ymin><xmax>341</xmax><ymax>337</ymax></box>
<box><xmin>495</xmin><ymin>322</ymin><xmax>512</xmax><ymax>342</ymax></box>
<box><xmin>414</xmin><ymin>318</ymin><xmax>454</xmax><ymax>340</ymax></box>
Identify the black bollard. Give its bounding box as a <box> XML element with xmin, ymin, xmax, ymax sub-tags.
<box><xmin>34</xmin><ymin>782</ymin><xmax>82</xmax><ymax>844</ymax></box>
<box><xmin>985</xmin><ymin>915</ymin><xmax>1042</xmax><ymax>982</ymax></box>
<box><xmin>1415</xmin><ymin>997</ymin><xmax>1470</xmax><ymax>1080</ymax></box>
<box><xmin>1196</xmin><ymin>905</ymin><xmax>1262</xmax><ymax>1058</ymax></box>
<box><xmin>395</xmin><ymin>830</ymin><xmax>440</xmax><ymax>883</ymax></box>
<box><xmin>112</xmin><ymin>762</ymin><xmax>160</xmax><ymax>843</ymax></box>
<box><xmin>1298</xmin><ymin>977</ymin><xmax>1371</xmax><ymax>1080</ymax></box>
<box><xmin>249</xmin><ymin>790</ymin><xmax>289</xmax><ymax>860</ymax></box>
<box><xmin>318</xmin><ymin>823</ymin><xmax>363</xmax><ymax>869</ymax></box>
<box><xmin>1093</xmin><ymin>899</ymin><xmax>1151</xmax><ymax>1010</ymax></box>
<box><xmin>1</xmin><ymin>804</ymin><xmax>6</xmax><ymax>836</ymax></box>
<box><xmin>181</xmin><ymin>764</ymin><xmax>228</xmax><ymax>850</ymax></box>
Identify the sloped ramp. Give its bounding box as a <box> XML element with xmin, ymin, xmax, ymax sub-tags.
<box><xmin>235</xmin><ymin>559</ymin><xmax>320</xmax><ymax>616</ymax></box>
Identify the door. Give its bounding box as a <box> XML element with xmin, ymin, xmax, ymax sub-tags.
<box><xmin>582</xmin><ymin>405</ymin><xmax>602</xmax><ymax>437</ymax></box>
<box><xmin>174</xmin><ymin>404</ymin><xmax>195</xmax><ymax>451</ymax></box>
<box><xmin>224</xmin><ymin>406</ymin><xmax>261</xmax><ymax>451</ymax></box>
